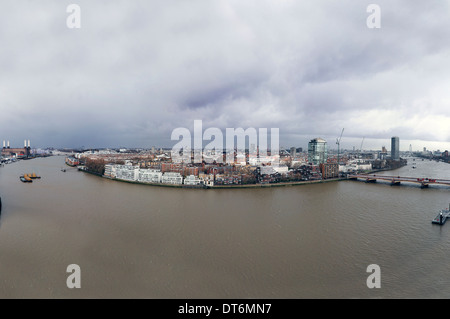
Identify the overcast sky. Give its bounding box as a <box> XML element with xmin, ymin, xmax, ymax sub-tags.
<box><xmin>0</xmin><ymin>0</ymin><xmax>449</xmax><ymax>151</ymax></box>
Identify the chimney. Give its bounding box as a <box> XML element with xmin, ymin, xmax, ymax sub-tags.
<box><xmin>28</xmin><ymin>140</ymin><xmax>31</xmax><ymax>148</ymax></box>
<box><xmin>7</xmin><ymin>141</ymin><xmax>10</xmax><ymax>148</ymax></box>
<box><xmin>2</xmin><ymin>140</ymin><xmax>5</xmax><ymax>148</ymax></box>
<box><xmin>25</xmin><ymin>140</ymin><xmax>27</xmax><ymax>147</ymax></box>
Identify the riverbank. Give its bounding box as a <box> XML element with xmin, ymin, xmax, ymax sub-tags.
<box><xmin>210</xmin><ymin>178</ymin><xmax>344</xmax><ymax>189</ymax></box>
<box><xmin>79</xmin><ymin>168</ymin><xmax>344</xmax><ymax>189</ymax></box>
<box><xmin>78</xmin><ymin>159</ymin><xmax>407</xmax><ymax>189</ymax></box>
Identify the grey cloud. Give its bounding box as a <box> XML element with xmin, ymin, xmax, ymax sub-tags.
<box><xmin>0</xmin><ymin>0</ymin><xmax>449</xmax><ymax>150</ymax></box>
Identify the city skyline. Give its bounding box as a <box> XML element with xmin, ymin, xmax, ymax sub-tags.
<box><xmin>1</xmin><ymin>1</ymin><xmax>450</xmax><ymax>150</ymax></box>
<box><xmin>0</xmin><ymin>135</ymin><xmax>449</xmax><ymax>154</ymax></box>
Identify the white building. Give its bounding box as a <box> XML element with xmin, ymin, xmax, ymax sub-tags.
<box><xmin>161</xmin><ymin>172</ymin><xmax>183</xmax><ymax>185</ymax></box>
<box><xmin>115</xmin><ymin>165</ymin><xmax>139</xmax><ymax>181</ymax></box>
<box><xmin>260</xmin><ymin>166</ymin><xmax>277</xmax><ymax>175</ymax></box>
<box><xmin>249</xmin><ymin>155</ymin><xmax>280</xmax><ymax>166</ymax></box>
<box><xmin>104</xmin><ymin>164</ymin><xmax>117</xmax><ymax>178</ymax></box>
<box><xmin>105</xmin><ymin>164</ymin><xmax>164</xmax><ymax>183</ymax></box>
<box><xmin>138</xmin><ymin>169</ymin><xmax>162</xmax><ymax>183</ymax></box>
<box><xmin>339</xmin><ymin>160</ymin><xmax>372</xmax><ymax>173</ymax></box>
<box><xmin>273</xmin><ymin>165</ymin><xmax>289</xmax><ymax>175</ymax></box>
<box><xmin>184</xmin><ymin>175</ymin><xmax>201</xmax><ymax>185</ymax></box>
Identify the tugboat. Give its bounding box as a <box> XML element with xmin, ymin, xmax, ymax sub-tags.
<box><xmin>30</xmin><ymin>172</ymin><xmax>41</xmax><ymax>179</ymax></box>
<box><xmin>20</xmin><ymin>174</ymin><xmax>32</xmax><ymax>183</ymax></box>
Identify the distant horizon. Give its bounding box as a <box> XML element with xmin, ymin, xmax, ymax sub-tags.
<box><xmin>20</xmin><ymin>136</ymin><xmax>450</xmax><ymax>154</ymax></box>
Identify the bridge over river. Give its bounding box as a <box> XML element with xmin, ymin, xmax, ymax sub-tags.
<box><xmin>348</xmin><ymin>174</ymin><xmax>450</xmax><ymax>189</ymax></box>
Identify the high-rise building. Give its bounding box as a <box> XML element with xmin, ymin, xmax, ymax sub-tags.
<box><xmin>308</xmin><ymin>138</ymin><xmax>328</xmax><ymax>165</ymax></box>
<box><xmin>391</xmin><ymin>136</ymin><xmax>400</xmax><ymax>160</ymax></box>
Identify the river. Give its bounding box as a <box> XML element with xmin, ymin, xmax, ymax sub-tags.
<box><xmin>0</xmin><ymin>156</ymin><xmax>449</xmax><ymax>298</ymax></box>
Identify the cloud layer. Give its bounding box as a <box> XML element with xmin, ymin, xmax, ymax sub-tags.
<box><xmin>0</xmin><ymin>0</ymin><xmax>449</xmax><ymax>150</ymax></box>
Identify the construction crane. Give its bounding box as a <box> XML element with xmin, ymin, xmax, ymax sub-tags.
<box><xmin>336</xmin><ymin>128</ymin><xmax>344</xmax><ymax>166</ymax></box>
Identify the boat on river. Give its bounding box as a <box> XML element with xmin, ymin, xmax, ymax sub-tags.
<box><xmin>20</xmin><ymin>175</ymin><xmax>32</xmax><ymax>183</ymax></box>
<box><xmin>432</xmin><ymin>204</ymin><xmax>450</xmax><ymax>225</ymax></box>
<box><xmin>30</xmin><ymin>172</ymin><xmax>41</xmax><ymax>179</ymax></box>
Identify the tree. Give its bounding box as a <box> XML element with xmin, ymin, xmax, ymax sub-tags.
<box><xmin>85</xmin><ymin>158</ymin><xmax>106</xmax><ymax>175</ymax></box>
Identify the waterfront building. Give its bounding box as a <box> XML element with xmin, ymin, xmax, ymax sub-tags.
<box><xmin>65</xmin><ymin>156</ymin><xmax>80</xmax><ymax>166</ymax></box>
<box><xmin>214</xmin><ymin>174</ymin><xmax>242</xmax><ymax>185</ymax></box>
<box><xmin>161</xmin><ymin>172</ymin><xmax>183</xmax><ymax>185</ymax></box>
<box><xmin>320</xmin><ymin>163</ymin><xmax>339</xmax><ymax>179</ymax></box>
<box><xmin>115</xmin><ymin>165</ymin><xmax>139</xmax><ymax>181</ymax></box>
<box><xmin>308</xmin><ymin>138</ymin><xmax>328</xmax><ymax>165</ymax></box>
<box><xmin>198</xmin><ymin>173</ymin><xmax>215</xmax><ymax>186</ymax></box>
<box><xmin>184</xmin><ymin>175</ymin><xmax>201</xmax><ymax>186</ymax></box>
<box><xmin>391</xmin><ymin>137</ymin><xmax>400</xmax><ymax>160</ymax></box>
<box><xmin>138</xmin><ymin>169</ymin><xmax>162</xmax><ymax>183</ymax></box>
<box><xmin>339</xmin><ymin>160</ymin><xmax>372</xmax><ymax>173</ymax></box>
<box><xmin>104</xmin><ymin>164</ymin><xmax>117</xmax><ymax>178</ymax></box>
<box><xmin>1</xmin><ymin>140</ymin><xmax>31</xmax><ymax>158</ymax></box>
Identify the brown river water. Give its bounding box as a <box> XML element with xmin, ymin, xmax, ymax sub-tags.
<box><xmin>1</xmin><ymin>156</ymin><xmax>450</xmax><ymax>298</ymax></box>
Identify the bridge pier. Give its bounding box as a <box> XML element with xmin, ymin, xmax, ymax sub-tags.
<box><xmin>391</xmin><ymin>180</ymin><xmax>401</xmax><ymax>186</ymax></box>
<box><xmin>365</xmin><ymin>178</ymin><xmax>377</xmax><ymax>183</ymax></box>
<box><xmin>421</xmin><ymin>183</ymin><xmax>429</xmax><ymax>189</ymax></box>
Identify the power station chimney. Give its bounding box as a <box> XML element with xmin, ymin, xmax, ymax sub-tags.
<box><xmin>2</xmin><ymin>140</ymin><xmax>5</xmax><ymax>148</ymax></box>
<box><xmin>25</xmin><ymin>140</ymin><xmax>27</xmax><ymax>147</ymax></box>
<box><xmin>28</xmin><ymin>140</ymin><xmax>31</xmax><ymax>148</ymax></box>
<box><xmin>7</xmin><ymin>141</ymin><xmax>10</xmax><ymax>148</ymax></box>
